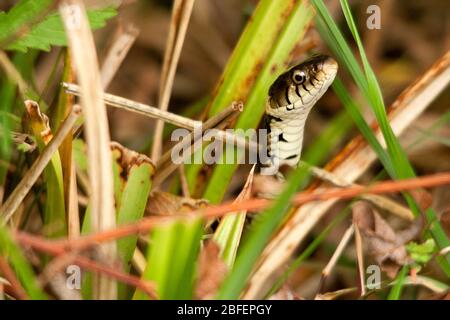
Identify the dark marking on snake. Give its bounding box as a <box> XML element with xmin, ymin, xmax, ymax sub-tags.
<box><xmin>285</xmin><ymin>87</ymin><xmax>291</xmax><ymax>105</ymax></box>
<box><xmin>302</xmin><ymin>83</ymin><xmax>310</xmax><ymax>94</ymax></box>
<box><xmin>269</xmin><ymin>115</ymin><xmax>283</xmax><ymax>122</ymax></box>
<box><xmin>278</xmin><ymin>133</ymin><xmax>288</xmax><ymax>142</ymax></box>
<box><xmin>295</xmin><ymin>86</ymin><xmax>304</xmax><ymax>105</ymax></box>
<box><xmin>284</xmin><ymin>154</ymin><xmax>298</xmax><ymax>160</ymax></box>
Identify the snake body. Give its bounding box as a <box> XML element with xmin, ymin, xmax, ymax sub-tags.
<box><xmin>260</xmin><ymin>55</ymin><xmax>338</xmax><ymax>176</ymax></box>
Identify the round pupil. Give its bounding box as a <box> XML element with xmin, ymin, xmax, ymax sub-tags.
<box><xmin>294</xmin><ymin>73</ymin><xmax>304</xmax><ymax>82</ymax></box>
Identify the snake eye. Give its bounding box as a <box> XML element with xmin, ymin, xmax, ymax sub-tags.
<box><xmin>292</xmin><ymin>70</ymin><xmax>306</xmax><ymax>84</ymax></box>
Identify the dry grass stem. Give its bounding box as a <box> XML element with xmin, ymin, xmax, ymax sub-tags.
<box><xmin>354</xmin><ymin>222</ymin><xmax>366</xmax><ymax>296</ymax></box>
<box><xmin>59</xmin><ymin>0</ymin><xmax>116</xmax><ymax>299</ymax></box>
<box><xmin>0</xmin><ymin>257</ymin><xmax>28</xmax><ymax>300</ymax></box>
<box><xmin>317</xmin><ymin>224</ymin><xmax>355</xmax><ymax>294</ymax></box>
<box><xmin>151</xmin><ymin>0</ymin><xmax>195</xmax><ymax>162</ymax></box>
<box><xmin>0</xmin><ymin>105</ymin><xmax>82</xmax><ymax>223</ymax></box>
<box><xmin>63</xmin><ymin>82</ymin><xmax>201</xmax><ymax>130</ymax></box>
<box><xmin>131</xmin><ymin>248</ymin><xmax>147</xmax><ymax>275</ymax></box>
<box><xmin>101</xmin><ymin>23</ymin><xmax>139</xmax><ymax>89</ymax></box>
<box><xmin>67</xmin><ymin>162</ymin><xmax>80</xmax><ymax>238</ymax></box>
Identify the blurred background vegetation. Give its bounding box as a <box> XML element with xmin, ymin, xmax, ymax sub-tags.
<box><xmin>0</xmin><ymin>0</ymin><xmax>449</xmax><ymax>300</ymax></box>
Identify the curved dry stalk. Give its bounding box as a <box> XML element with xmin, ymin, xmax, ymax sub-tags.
<box><xmin>100</xmin><ymin>23</ymin><xmax>139</xmax><ymax>89</ymax></box>
<box><xmin>0</xmin><ymin>257</ymin><xmax>28</xmax><ymax>300</ymax></box>
<box><xmin>242</xmin><ymin>50</ymin><xmax>450</xmax><ymax>299</ymax></box>
<box><xmin>354</xmin><ymin>220</ymin><xmax>365</xmax><ymax>296</ymax></box>
<box><xmin>151</xmin><ymin>0</ymin><xmax>195</xmax><ymax>162</ymax></box>
<box><xmin>59</xmin><ymin>0</ymin><xmax>116</xmax><ymax>300</ymax></box>
<box><xmin>14</xmin><ymin>172</ymin><xmax>450</xmax><ymax>255</ymax></box>
<box><xmin>0</xmin><ymin>105</ymin><xmax>82</xmax><ymax>223</ymax></box>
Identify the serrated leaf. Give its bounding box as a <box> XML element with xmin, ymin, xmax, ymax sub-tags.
<box><xmin>0</xmin><ymin>0</ymin><xmax>53</xmax><ymax>44</ymax></box>
<box><xmin>3</xmin><ymin>6</ymin><xmax>117</xmax><ymax>52</ymax></box>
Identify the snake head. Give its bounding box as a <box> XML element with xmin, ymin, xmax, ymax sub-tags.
<box><xmin>268</xmin><ymin>55</ymin><xmax>338</xmax><ymax>109</ymax></box>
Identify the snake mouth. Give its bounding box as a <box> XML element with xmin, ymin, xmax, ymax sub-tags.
<box><xmin>321</xmin><ymin>56</ymin><xmax>339</xmax><ymax>77</ymax></box>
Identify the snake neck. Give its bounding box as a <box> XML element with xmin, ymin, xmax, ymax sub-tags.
<box><xmin>260</xmin><ymin>99</ymin><xmax>316</xmax><ymax>177</ymax></box>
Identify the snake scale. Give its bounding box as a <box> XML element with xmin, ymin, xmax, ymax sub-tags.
<box><xmin>260</xmin><ymin>55</ymin><xmax>338</xmax><ymax>177</ymax></box>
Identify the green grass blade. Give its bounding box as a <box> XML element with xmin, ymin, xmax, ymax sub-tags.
<box><xmin>312</xmin><ymin>0</ymin><xmax>450</xmax><ymax>271</ymax></box>
<box><xmin>0</xmin><ymin>223</ymin><xmax>48</xmax><ymax>299</ymax></box>
<box><xmin>213</xmin><ymin>212</ymin><xmax>247</xmax><ymax>268</ymax></box>
<box><xmin>25</xmin><ymin>103</ymin><xmax>66</xmax><ymax>238</ymax></box>
<box><xmin>117</xmin><ymin>158</ymin><xmax>154</xmax><ymax>298</ymax></box>
<box><xmin>212</xmin><ymin>168</ymin><xmax>254</xmax><ymax>267</ymax></box>
<box><xmin>134</xmin><ymin>218</ymin><xmax>203</xmax><ymax>300</ymax></box>
<box><xmin>217</xmin><ymin>164</ymin><xmax>310</xmax><ymax>299</ymax></box>
<box><xmin>311</xmin><ymin>1</ymin><xmax>368</xmax><ymax>93</ymax></box>
<box><xmin>332</xmin><ymin>78</ymin><xmax>394</xmax><ymax>174</ymax></box>
<box><xmin>302</xmin><ymin>109</ymin><xmax>353</xmax><ymax>166</ymax></box>
<box><xmin>0</xmin><ymin>51</ymin><xmax>36</xmax><ymax>185</ymax></box>
<box><xmin>387</xmin><ymin>265</ymin><xmax>408</xmax><ymax>300</ymax></box>
<box><xmin>339</xmin><ymin>0</ymin><xmax>415</xmax><ymax>179</ymax></box>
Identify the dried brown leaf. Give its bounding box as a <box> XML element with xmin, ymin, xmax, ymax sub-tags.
<box><xmin>23</xmin><ymin>100</ymin><xmax>52</xmax><ymax>144</ymax></box>
<box><xmin>440</xmin><ymin>206</ymin><xmax>450</xmax><ymax>237</ymax></box>
<box><xmin>352</xmin><ymin>201</ymin><xmax>420</xmax><ymax>278</ymax></box>
<box><xmin>146</xmin><ymin>191</ymin><xmax>208</xmax><ymax>216</ymax></box>
<box><xmin>110</xmin><ymin>141</ymin><xmax>155</xmax><ymax>180</ymax></box>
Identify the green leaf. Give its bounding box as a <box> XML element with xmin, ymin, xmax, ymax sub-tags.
<box><xmin>0</xmin><ymin>51</ymin><xmax>36</xmax><ymax>185</ymax></box>
<box><xmin>406</xmin><ymin>239</ymin><xmax>436</xmax><ymax>265</ymax></box>
<box><xmin>388</xmin><ymin>265</ymin><xmax>408</xmax><ymax>300</ymax></box>
<box><xmin>25</xmin><ymin>102</ymin><xmax>66</xmax><ymax>238</ymax></box>
<box><xmin>134</xmin><ymin>218</ymin><xmax>203</xmax><ymax>300</ymax></box>
<box><xmin>117</xmin><ymin>159</ymin><xmax>154</xmax><ymax>298</ymax></box>
<box><xmin>0</xmin><ymin>223</ymin><xmax>48</xmax><ymax>299</ymax></box>
<box><xmin>302</xmin><ymin>109</ymin><xmax>353</xmax><ymax>166</ymax></box>
<box><xmin>213</xmin><ymin>167</ymin><xmax>254</xmax><ymax>268</ymax></box>
<box><xmin>2</xmin><ymin>5</ymin><xmax>117</xmax><ymax>52</ymax></box>
<box><xmin>217</xmin><ymin>164</ymin><xmax>310</xmax><ymax>299</ymax></box>
<box><xmin>72</xmin><ymin>138</ymin><xmax>88</xmax><ymax>172</ymax></box>
<box><xmin>0</xmin><ymin>0</ymin><xmax>53</xmax><ymax>45</ymax></box>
